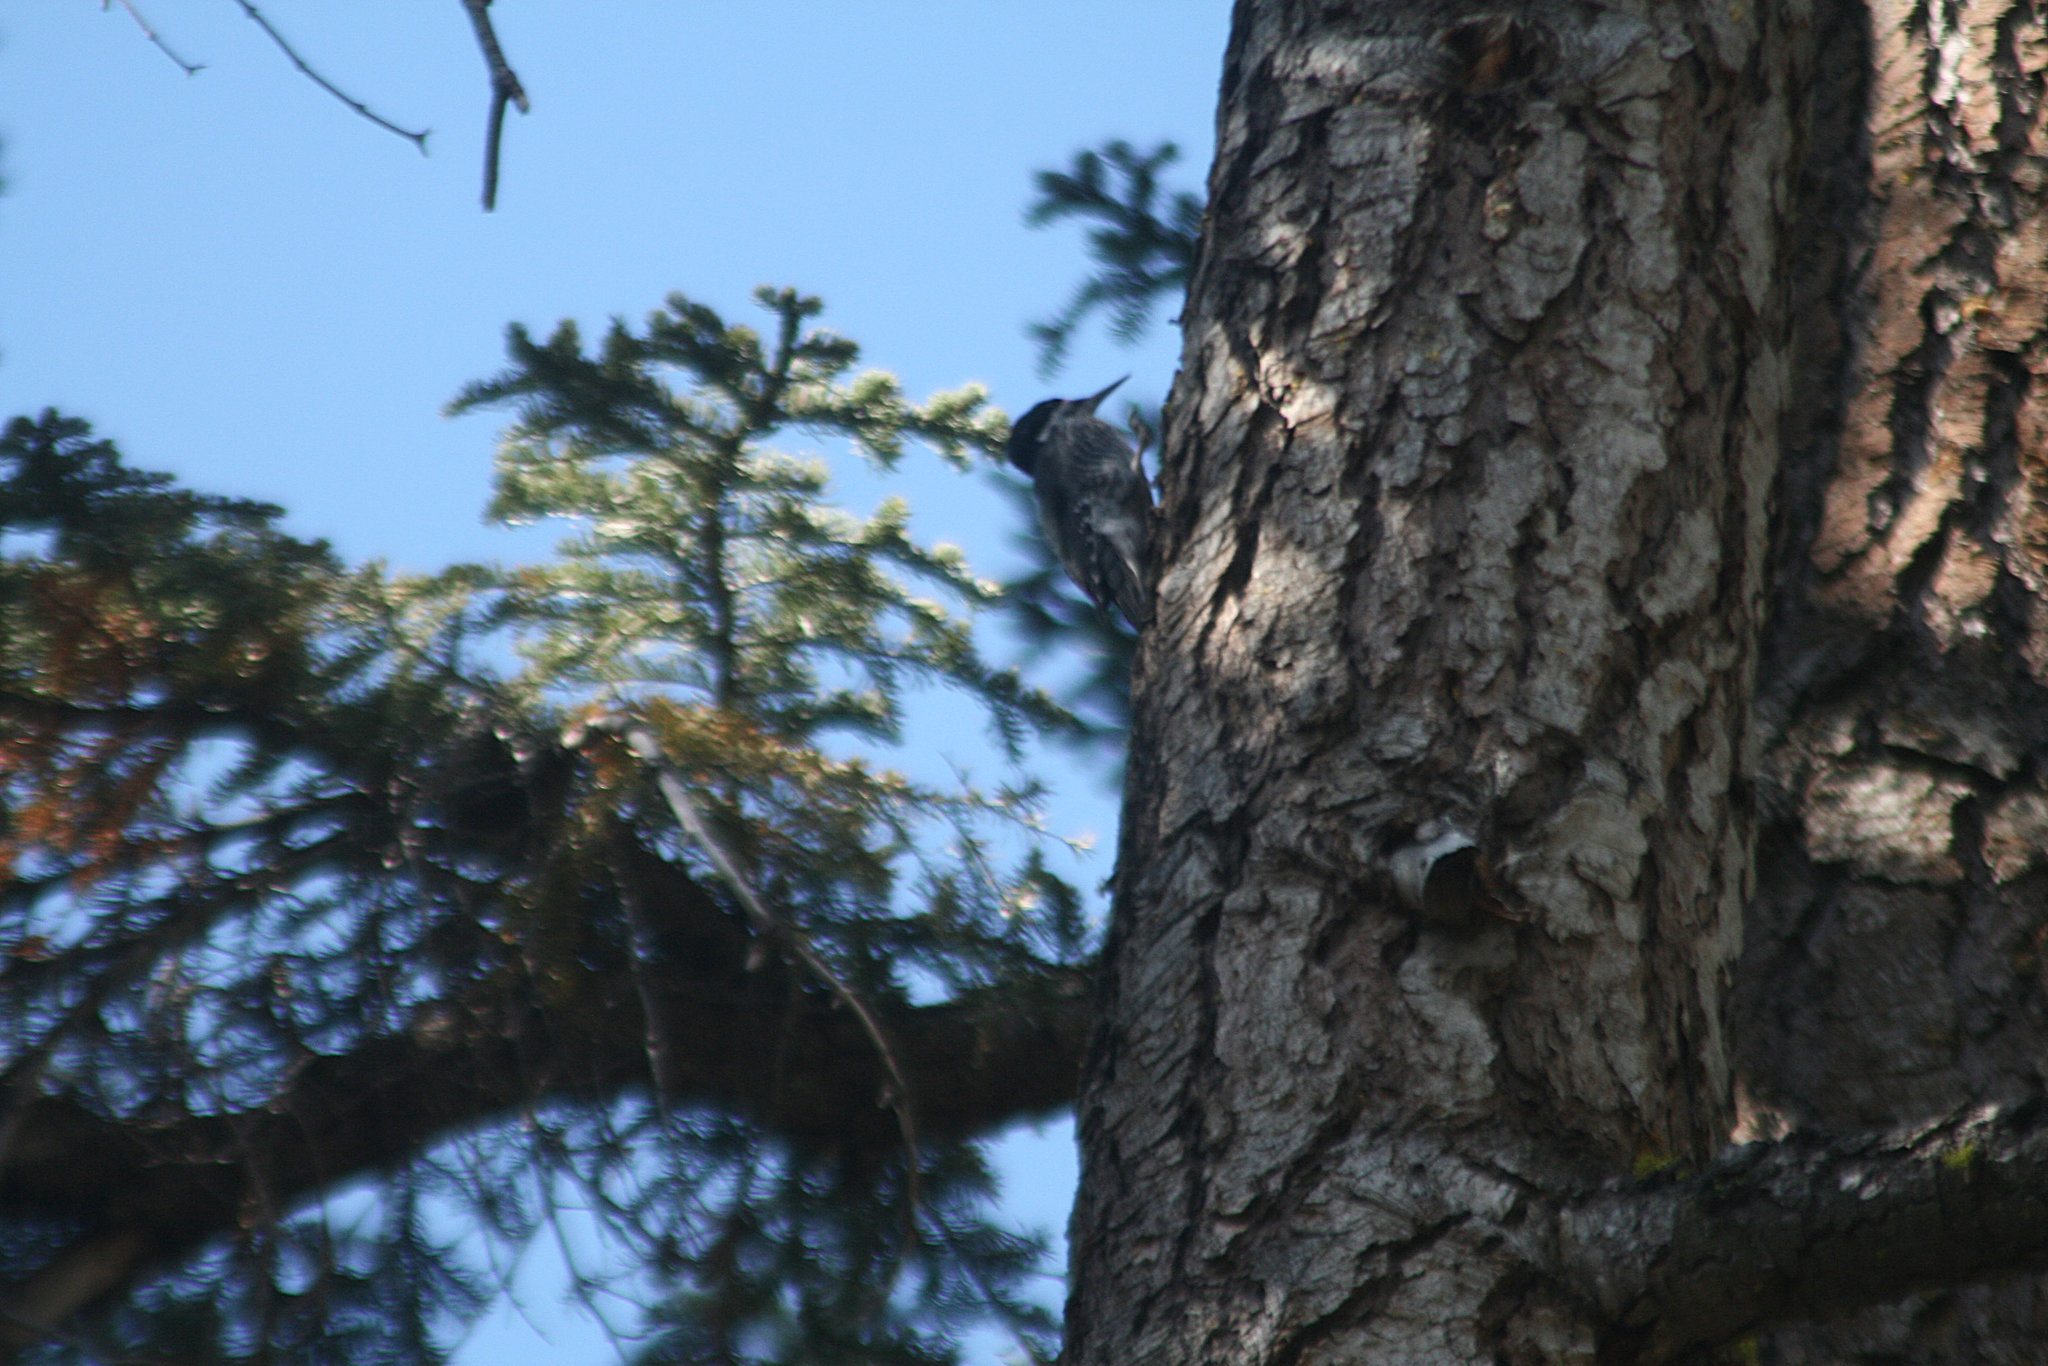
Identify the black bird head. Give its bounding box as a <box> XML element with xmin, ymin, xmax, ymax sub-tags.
<box><xmin>1005</xmin><ymin>377</ymin><xmax>1127</xmax><ymax>476</ymax></box>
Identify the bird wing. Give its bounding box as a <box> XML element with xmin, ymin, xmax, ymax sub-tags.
<box><xmin>1075</xmin><ymin>433</ymin><xmax>1152</xmax><ymax>628</ymax></box>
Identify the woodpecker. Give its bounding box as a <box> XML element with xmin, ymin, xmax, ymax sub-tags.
<box><xmin>1005</xmin><ymin>377</ymin><xmax>1153</xmax><ymax>629</ymax></box>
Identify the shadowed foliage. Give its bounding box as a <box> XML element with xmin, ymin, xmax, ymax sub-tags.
<box><xmin>0</xmin><ymin>289</ymin><xmax>1098</xmax><ymax>1365</ymax></box>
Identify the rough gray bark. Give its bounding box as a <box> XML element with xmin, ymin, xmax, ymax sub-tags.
<box><xmin>1737</xmin><ymin>0</ymin><xmax>2048</xmax><ymax>1359</ymax></box>
<box><xmin>1557</xmin><ymin>1102</ymin><xmax>2048</xmax><ymax>1361</ymax></box>
<box><xmin>1068</xmin><ymin>2</ymin><xmax>1796</xmax><ymax>1360</ymax></box>
<box><xmin>1065</xmin><ymin>0</ymin><xmax>2048</xmax><ymax>1362</ymax></box>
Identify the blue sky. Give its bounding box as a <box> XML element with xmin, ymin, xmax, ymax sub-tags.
<box><xmin>0</xmin><ymin>4</ymin><xmax>1228</xmax><ymax>1361</ymax></box>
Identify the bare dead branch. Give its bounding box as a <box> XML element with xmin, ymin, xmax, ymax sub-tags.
<box><xmin>479</xmin><ymin>88</ymin><xmax>511</xmax><ymax>211</ymax></box>
<box><xmin>105</xmin><ymin>0</ymin><xmax>204</xmax><ymax>76</ymax></box>
<box><xmin>612</xmin><ymin>845</ymin><xmax>679</xmax><ymax>1104</ymax></box>
<box><xmin>458</xmin><ymin>0</ymin><xmax>530</xmax><ymax>210</ymax></box>
<box><xmin>228</xmin><ymin>0</ymin><xmax>429</xmax><ymax>154</ymax></box>
<box><xmin>613</xmin><ymin>722</ymin><xmax>925</xmax><ymax>1218</ymax></box>
<box><xmin>1555</xmin><ymin>1101</ymin><xmax>2048</xmax><ymax>1363</ymax></box>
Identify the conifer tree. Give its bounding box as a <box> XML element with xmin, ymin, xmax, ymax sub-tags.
<box><xmin>0</xmin><ymin>290</ymin><xmax>1089</xmax><ymax>1365</ymax></box>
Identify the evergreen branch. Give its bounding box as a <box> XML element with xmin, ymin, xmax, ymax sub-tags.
<box><xmin>606</xmin><ymin>720</ymin><xmax>926</xmax><ymax>1221</ymax></box>
<box><xmin>0</xmin><ymin>827</ymin><xmax>369</xmax><ymax>1019</ymax></box>
<box><xmin>0</xmin><ymin>925</ymin><xmax>1094</xmax><ymax>1359</ymax></box>
<box><xmin>105</xmin><ymin>0</ymin><xmax>205</xmax><ymax>76</ymax></box>
<box><xmin>0</xmin><ymin>392</ymin><xmax>1079</xmax><ymax>1356</ymax></box>
<box><xmin>1025</xmin><ymin>139</ymin><xmax>1202</xmax><ymax>376</ymax></box>
<box><xmin>458</xmin><ymin>0</ymin><xmax>529</xmax><ymax>211</ymax></box>
<box><xmin>229</xmin><ymin>0</ymin><xmax>429</xmax><ymax>154</ymax></box>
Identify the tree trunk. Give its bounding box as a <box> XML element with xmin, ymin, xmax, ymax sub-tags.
<box><xmin>1738</xmin><ymin>0</ymin><xmax>2048</xmax><ymax>1359</ymax></box>
<box><xmin>1064</xmin><ymin>0</ymin><xmax>2048</xmax><ymax>1362</ymax></box>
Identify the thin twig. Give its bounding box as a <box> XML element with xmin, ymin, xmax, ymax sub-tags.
<box><xmin>458</xmin><ymin>0</ymin><xmax>530</xmax><ymax>210</ymax></box>
<box><xmin>605</xmin><ymin>721</ymin><xmax>925</xmax><ymax>1223</ymax></box>
<box><xmin>543</xmin><ymin>1177</ymin><xmax>640</xmax><ymax>1361</ymax></box>
<box><xmin>106</xmin><ymin>0</ymin><xmax>204</xmax><ymax>75</ymax></box>
<box><xmin>480</xmin><ymin>89</ymin><xmax>511</xmax><ymax>211</ymax></box>
<box><xmin>229</xmin><ymin>0</ymin><xmax>430</xmax><ymax>154</ymax></box>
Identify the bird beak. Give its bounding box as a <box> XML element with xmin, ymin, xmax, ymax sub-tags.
<box><xmin>1081</xmin><ymin>376</ymin><xmax>1129</xmax><ymax>413</ymax></box>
